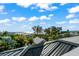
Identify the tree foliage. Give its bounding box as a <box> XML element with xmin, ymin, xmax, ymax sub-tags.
<box><xmin>32</xmin><ymin>25</ymin><xmax>62</xmax><ymax>41</ymax></box>
<box><xmin>0</xmin><ymin>40</ymin><xmax>9</xmax><ymax>51</ymax></box>
<box><xmin>2</xmin><ymin>31</ymin><xmax>8</xmax><ymax>36</ymax></box>
<box><xmin>11</xmin><ymin>34</ymin><xmax>33</xmax><ymax>47</ymax></box>
<box><xmin>44</xmin><ymin>26</ymin><xmax>62</xmax><ymax>40</ymax></box>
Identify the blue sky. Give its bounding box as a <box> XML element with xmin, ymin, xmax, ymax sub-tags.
<box><xmin>0</xmin><ymin>3</ymin><xmax>79</xmax><ymax>32</ymax></box>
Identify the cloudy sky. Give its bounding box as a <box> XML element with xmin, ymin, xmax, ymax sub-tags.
<box><xmin>0</xmin><ymin>3</ymin><xmax>79</xmax><ymax>32</ymax></box>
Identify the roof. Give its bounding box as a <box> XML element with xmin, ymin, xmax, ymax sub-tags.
<box><xmin>23</xmin><ymin>40</ymin><xmax>78</xmax><ymax>56</ymax></box>
<box><xmin>0</xmin><ymin>36</ymin><xmax>79</xmax><ymax>56</ymax></box>
<box><xmin>0</xmin><ymin>46</ymin><xmax>28</xmax><ymax>56</ymax></box>
<box><xmin>0</xmin><ymin>47</ymin><xmax>24</xmax><ymax>56</ymax></box>
<box><xmin>59</xmin><ymin>36</ymin><xmax>79</xmax><ymax>44</ymax></box>
<box><xmin>62</xmin><ymin>47</ymin><xmax>79</xmax><ymax>56</ymax></box>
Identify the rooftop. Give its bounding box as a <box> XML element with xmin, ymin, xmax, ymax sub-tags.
<box><xmin>0</xmin><ymin>36</ymin><xmax>79</xmax><ymax>56</ymax></box>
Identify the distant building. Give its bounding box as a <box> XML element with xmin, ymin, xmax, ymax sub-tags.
<box><xmin>70</xmin><ymin>31</ymin><xmax>78</xmax><ymax>36</ymax></box>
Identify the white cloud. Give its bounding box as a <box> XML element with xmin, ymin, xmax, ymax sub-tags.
<box><xmin>48</xmin><ymin>14</ymin><xmax>54</xmax><ymax>17</ymax></box>
<box><xmin>31</xmin><ymin>6</ymin><xmax>36</xmax><ymax>9</ymax></box>
<box><xmin>40</xmin><ymin>15</ymin><xmax>50</xmax><ymax>20</ymax></box>
<box><xmin>37</xmin><ymin>3</ymin><xmax>49</xmax><ymax>9</ymax></box>
<box><xmin>69</xmin><ymin>19</ymin><xmax>79</xmax><ymax>24</ymax></box>
<box><xmin>66</xmin><ymin>6</ymin><xmax>79</xmax><ymax>20</ymax></box>
<box><xmin>28</xmin><ymin>16</ymin><xmax>39</xmax><ymax>21</ymax></box>
<box><xmin>12</xmin><ymin>17</ymin><xmax>27</xmax><ymax>22</ymax></box>
<box><xmin>40</xmin><ymin>14</ymin><xmax>54</xmax><ymax>20</ymax></box>
<box><xmin>60</xmin><ymin>3</ymin><xmax>68</xmax><ymax>5</ymax></box>
<box><xmin>36</xmin><ymin>3</ymin><xmax>58</xmax><ymax>12</ymax></box>
<box><xmin>0</xmin><ymin>19</ymin><xmax>15</xmax><ymax>26</ymax></box>
<box><xmin>16</xmin><ymin>2</ymin><xmax>33</xmax><ymax>8</ymax></box>
<box><xmin>0</xmin><ymin>5</ymin><xmax>5</xmax><ymax>12</ymax></box>
<box><xmin>56</xmin><ymin>21</ymin><xmax>66</xmax><ymax>24</ymax></box>
<box><xmin>0</xmin><ymin>5</ymin><xmax>8</xmax><ymax>15</ymax></box>
<box><xmin>16</xmin><ymin>1</ymin><xmax>47</xmax><ymax>8</ymax></box>
<box><xmin>17</xmin><ymin>3</ymin><xmax>58</xmax><ymax>12</ymax></box>
<box><xmin>50</xmin><ymin>6</ymin><xmax>58</xmax><ymax>10</ymax></box>
<box><xmin>66</xmin><ymin>14</ymin><xmax>75</xmax><ymax>19</ymax></box>
<box><xmin>69</xmin><ymin>6</ymin><xmax>79</xmax><ymax>13</ymax></box>
<box><xmin>39</xmin><ymin>9</ymin><xmax>45</xmax><ymax>12</ymax></box>
<box><xmin>11</xmin><ymin>15</ymin><xmax>52</xmax><ymax>22</ymax></box>
<box><xmin>18</xmin><ymin>17</ymin><xmax>27</xmax><ymax>21</ymax></box>
<box><xmin>0</xmin><ymin>19</ymin><xmax>10</xmax><ymax>24</ymax></box>
<box><xmin>15</xmin><ymin>0</ymin><xmax>79</xmax><ymax>7</ymax></box>
<box><xmin>28</xmin><ymin>14</ymin><xmax>53</xmax><ymax>21</ymax></box>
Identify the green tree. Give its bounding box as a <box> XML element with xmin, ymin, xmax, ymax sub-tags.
<box><xmin>11</xmin><ymin>34</ymin><xmax>33</xmax><ymax>47</ymax></box>
<box><xmin>2</xmin><ymin>31</ymin><xmax>8</xmax><ymax>36</ymax></box>
<box><xmin>0</xmin><ymin>40</ymin><xmax>8</xmax><ymax>51</ymax></box>
<box><xmin>44</xmin><ymin>26</ymin><xmax>62</xmax><ymax>40</ymax></box>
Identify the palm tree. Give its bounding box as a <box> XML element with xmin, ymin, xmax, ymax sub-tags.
<box><xmin>32</xmin><ymin>25</ymin><xmax>43</xmax><ymax>34</ymax></box>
